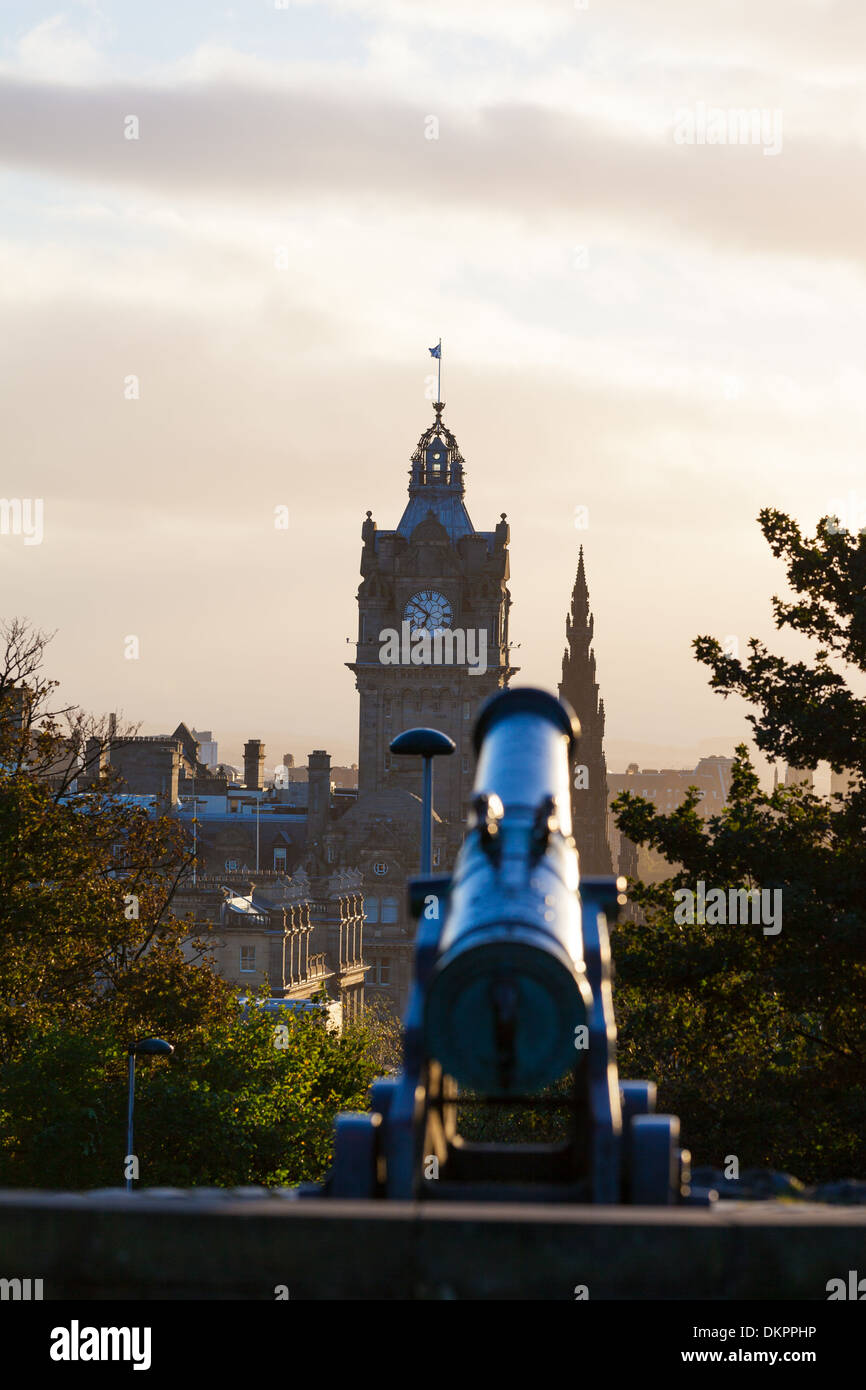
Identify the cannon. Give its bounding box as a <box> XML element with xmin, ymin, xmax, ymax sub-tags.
<box><xmin>322</xmin><ymin>687</ymin><xmax>698</xmax><ymax>1204</ymax></box>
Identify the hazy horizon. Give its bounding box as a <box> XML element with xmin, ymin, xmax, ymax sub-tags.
<box><xmin>4</xmin><ymin>1</ymin><xmax>864</xmax><ymax>790</ymax></box>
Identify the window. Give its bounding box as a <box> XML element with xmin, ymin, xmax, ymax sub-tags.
<box><xmin>225</xmin><ymin>858</ymin><xmax>238</xmax><ymax>872</ymax></box>
<box><xmin>383</xmin><ymin>699</ymin><xmax>392</xmax><ymax>720</ymax></box>
<box><xmin>463</xmin><ymin>701</ymin><xmax>471</xmax><ymax>720</ymax></box>
<box><xmin>382</xmin><ymin>896</ymin><xmax>398</xmax><ymax>924</ymax></box>
<box><xmin>239</xmin><ymin>946</ymin><xmax>256</xmax><ymax>973</ymax></box>
<box><xmin>373</xmin><ymin>861</ymin><xmax>388</xmax><ymax>876</ymax></box>
<box><xmin>433</xmin><ymin>847</ymin><xmax>441</xmax><ymax>867</ymax></box>
<box><xmin>372</xmin><ymin>958</ymin><xmax>391</xmax><ymax>985</ymax></box>
<box><xmin>462</xmin><ymin>755</ymin><xmax>470</xmax><ymax>773</ymax></box>
<box><xmin>384</xmin><ymin>753</ymin><xmax>391</xmax><ymax>772</ymax></box>
<box><xmin>273</xmin><ymin>847</ymin><xmax>287</xmax><ymax>872</ymax></box>
<box><xmin>327</xmin><ymin>844</ymin><xmax>336</xmax><ymax>863</ymax></box>
<box><xmin>365</xmin><ymin>896</ymin><xmax>379</xmax><ymax>923</ymax></box>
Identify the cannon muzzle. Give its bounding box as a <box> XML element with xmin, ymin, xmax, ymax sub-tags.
<box><xmin>423</xmin><ymin>688</ymin><xmax>592</xmax><ymax>1094</ymax></box>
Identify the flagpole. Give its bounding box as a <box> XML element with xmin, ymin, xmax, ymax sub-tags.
<box><xmin>438</xmin><ymin>337</ymin><xmax>442</xmax><ymax>401</ymax></box>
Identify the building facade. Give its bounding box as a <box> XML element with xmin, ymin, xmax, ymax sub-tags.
<box><xmin>174</xmin><ymin>868</ymin><xmax>367</xmax><ymax>1028</ymax></box>
<box><xmin>607</xmin><ymin>756</ymin><xmax>736</xmax><ymax>885</ymax></box>
<box><xmin>329</xmin><ymin>398</ymin><xmax>517</xmax><ymax>1011</ymax></box>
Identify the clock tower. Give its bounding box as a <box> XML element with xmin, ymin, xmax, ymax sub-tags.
<box><xmin>347</xmin><ymin>399</ymin><xmax>517</xmax><ymax>854</ymax></box>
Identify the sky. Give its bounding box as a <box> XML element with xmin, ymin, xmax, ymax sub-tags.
<box><xmin>2</xmin><ymin>0</ymin><xmax>864</xmax><ymax>775</ymax></box>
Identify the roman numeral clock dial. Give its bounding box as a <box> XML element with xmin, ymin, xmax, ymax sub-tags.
<box><xmin>404</xmin><ymin>590</ymin><xmax>453</xmax><ymax>633</ymax></box>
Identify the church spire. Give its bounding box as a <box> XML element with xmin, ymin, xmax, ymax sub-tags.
<box><xmin>559</xmin><ymin>544</ymin><xmax>613</xmax><ymax>875</ymax></box>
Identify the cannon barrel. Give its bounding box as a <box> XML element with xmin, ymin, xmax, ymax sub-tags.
<box><xmin>423</xmin><ymin>687</ymin><xmax>592</xmax><ymax>1094</ymax></box>
<box><xmin>323</xmin><ymin>686</ymin><xmax>695</xmax><ymax>1204</ymax></box>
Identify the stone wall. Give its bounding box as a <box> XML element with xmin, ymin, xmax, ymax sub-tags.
<box><xmin>1</xmin><ymin>1190</ymin><xmax>865</xmax><ymax>1299</ymax></box>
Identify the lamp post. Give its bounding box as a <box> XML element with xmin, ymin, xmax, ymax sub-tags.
<box><xmin>126</xmin><ymin>1037</ymin><xmax>174</xmax><ymax>1191</ymax></box>
<box><xmin>191</xmin><ymin>773</ymin><xmax>197</xmax><ymax>887</ymax></box>
<box><xmin>389</xmin><ymin>728</ymin><xmax>456</xmax><ymax>873</ymax></box>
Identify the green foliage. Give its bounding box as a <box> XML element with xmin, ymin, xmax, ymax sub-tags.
<box><xmin>612</xmin><ymin>512</ymin><xmax>866</xmax><ymax>1182</ymax></box>
<box><xmin>0</xmin><ymin>621</ymin><xmax>385</xmax><ymax>1190</ymax></box>
<box><xmin>346</xmin><ymin>991</ymin><xmax>403</xmax><ymax>1077</ymax></box>
<box><xmin>0</xmin><ymin>757</ymin><xmax>202</xmax><ymax>1057</ymax></box>
<box><xmin>458</xmin><ymin>1073</ymin><xmax>574</xmax><ymax>1145</ymax></box>
<box><xmin>0</xmin><ymin>1006</ymin><xmax>379</xmax><ymax>1189</ymax></box>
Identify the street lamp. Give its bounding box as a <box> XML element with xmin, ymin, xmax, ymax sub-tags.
<box><xmin>389</xmin><ymin>728</ymin><xmax>456</xmax><ymax>873</ymax></box>
<box><xmin>126</xmin><ymin>1037</ymin><xmax>174</xmax><ymax>1191</ymax></box>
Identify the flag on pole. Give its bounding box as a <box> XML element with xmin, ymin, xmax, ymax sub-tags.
<box><xmin>429</xmin><ymin>339</ymin><xmax>443</xmax><ymax>402</ymax></box>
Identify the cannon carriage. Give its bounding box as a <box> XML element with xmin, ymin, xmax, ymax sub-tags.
<box><xmin>320</xmin><ymin>687</ymin><xmax>697</xmax><ymax>1206</ymax></box>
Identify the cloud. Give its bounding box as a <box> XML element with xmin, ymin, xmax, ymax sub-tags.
<box><xmin>0</xmin><ymin>71</ymin><xmax>865</xmax><ymax>272</ymax></box>
<box><xmin>2</xmin><ymin>2</ymin><xmax>864</xmax><ymax>764</ymax></box>
<box><xmin>233</xmin><ymin>0</ymin><xmax>866</xmax><ymax>75</ymax></box>
<box><xmin>269</xmin><ymin>0</ymin><xmax>577</xmax><ymax>48</ymax></box>
<box><xmin>6</xmin><ymin>13</ymin><xmax>112</xmax><ymax>83</ymax></box>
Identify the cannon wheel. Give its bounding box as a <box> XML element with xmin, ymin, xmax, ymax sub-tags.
<box><xmin>329</xmin><ymin>1113</ymin><xmax>381</xmax><ymax>1198</ymax></box>
<box><xmin>628</xmin><ymin>1114</ymin><xmax>679</xmax><ymax>1205</ymax></box>
<box><xmin>620</xmin><ymin>1080</ymin><xmax>656</xmax><ymax>1125</ymax></box>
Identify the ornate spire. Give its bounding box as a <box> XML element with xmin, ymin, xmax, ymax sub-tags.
<box><xmin>559</xmin><ymin>545</ymin><xmax>613</xmax><ymax>875</ymax></box>
<box><xmin>410</xmin><ymin>402</ymin><xmax>465</xmax><ymax>482</ymax></box>
<box><xmin>397</xmin><ymin>401</ymin><xmax>474</xmax><ymax>543</ymax></box>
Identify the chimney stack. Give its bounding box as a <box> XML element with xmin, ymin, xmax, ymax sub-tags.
<box><xmin>306</xmin><ymin>750</ymin><xmax>331</xmax><ymax>846</ymax></box>
<box><xmin>244</xmin><ymin>739</ymin><xmax>265</xmax><ymax>791</ymax></box>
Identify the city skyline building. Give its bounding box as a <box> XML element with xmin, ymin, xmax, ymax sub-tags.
<box><xmin>558</xmin><ymin>544</ymin><xmax>615</xmax><ymax>876</ymax></box>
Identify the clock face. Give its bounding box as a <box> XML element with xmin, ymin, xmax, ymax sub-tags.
<box><xmin>404</xmin><ymin>590</ymin><xmax>453</xmax><ymax>633</ymax></box>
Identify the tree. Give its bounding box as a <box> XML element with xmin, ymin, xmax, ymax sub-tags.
<box><xmin>0</xmin><ymin>1002</ymin><xmax>379</xmax><ymax>1189</ymax></box>
<box><xmin>611</xmin><ymin>511</ymin><xmax>866</xmax><ymax>1181</ymax></box>
<box><xmin>348</xmin><ymin>991</ymin><xmax>403</xmax><ymax>1077</ymax></box>
<box><xmin>0</xmin><ymin>620</ymin><xmax>211</xmax><ymax>1059</ymax></box>
<box><xmin>0</xmin><ymin>620</ymin><xmax>386</xmax><ymax>1188</ymax></box>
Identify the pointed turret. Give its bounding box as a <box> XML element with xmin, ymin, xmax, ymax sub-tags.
<box><xmin>559</xmin><ymin>545</ymin><xmax>613</xmax><ymax>875</ymax></box>
<box><xmin>396</xmin><ymin>401</ymin><xmax>475</xmax><ymax>543</ymax></box>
